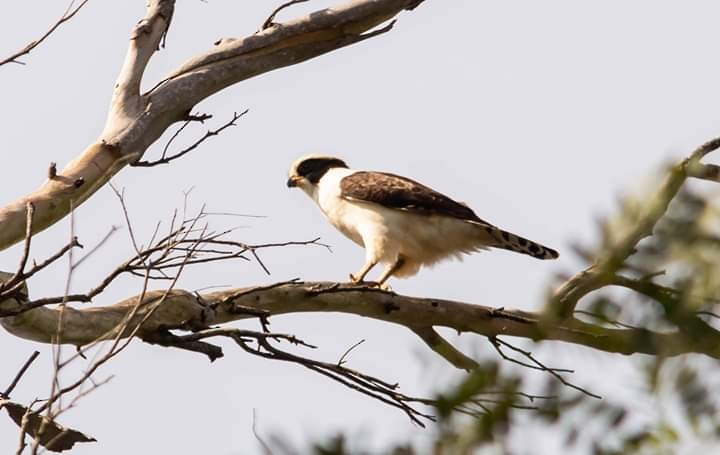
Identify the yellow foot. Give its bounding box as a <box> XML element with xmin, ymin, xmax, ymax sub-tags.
<box><xmin>348</xmin><ymin>279</ymin><xmax>392</xmax><ymax>291</ymax></box>
<box><xmin>348</xmin><ymin>274</ymin><xmax>383</xmax><ymax>288</ymax></box>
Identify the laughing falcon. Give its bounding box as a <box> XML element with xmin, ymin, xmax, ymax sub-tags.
<box><xmin>287</xmin><ymin>155</ymin><xmax>558</xmax><ymax>285</ymax></box>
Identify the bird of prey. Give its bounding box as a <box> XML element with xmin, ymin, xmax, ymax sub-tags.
<box><xmin>287</xmin><ymin>155</ymin><xmax>558</xmax><ymax>286</ymax></box>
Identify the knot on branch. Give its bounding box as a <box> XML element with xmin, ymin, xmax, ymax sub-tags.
<box><xmin>132</xmin><ymin>290</ymin><xmax>214</xmax><ymax>334</ymax></box>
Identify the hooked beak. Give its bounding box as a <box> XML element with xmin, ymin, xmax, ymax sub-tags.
<box><xmin>287</xmin><ymin>175</ymin><xmax>300</xmax><ymax>188</ymax></box>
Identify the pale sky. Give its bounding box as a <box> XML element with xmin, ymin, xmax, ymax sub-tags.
<box><xmin>2</xmin><ymin>1</ymin><xmax>720</xmax><ymax>453</ymax></box>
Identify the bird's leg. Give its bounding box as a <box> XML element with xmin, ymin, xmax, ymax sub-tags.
<box><xmin>349</xmin><ymin>260</ymin><xmax>377</xmax><ymax>284</ymax></box>
<box><xmin>377</xmin><ymin>256</ymin><xmax>405</xmax><ymax>288</ymax></box>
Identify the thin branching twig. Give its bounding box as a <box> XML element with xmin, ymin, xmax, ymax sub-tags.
<box><xmin>0</xmin><ymin>0</ymin><xmax>92</xmax><ymax>67</ymax></box>
<box><xmin>132</xmin><ymin>110</ymin><xmax>248</xmax><ymax>167</ymax></box>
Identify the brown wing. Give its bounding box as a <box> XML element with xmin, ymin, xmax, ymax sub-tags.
<box><xmin>340</xmin><ymin>171</ymin><xmax>490</xmax><ymax>223</ymax></box>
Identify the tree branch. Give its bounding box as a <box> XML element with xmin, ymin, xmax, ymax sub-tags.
<box><xmin>4</xmin><ymin>281</ymin><xmax>720</xmax><ymax>361</ymax></box>
<box><xmin>1</xmin><ymin>351</ymin><xmax>40</xmax><ymax>400</ymax></box>
<box><xmin>489</xmin><ymin>336</ymin><xmax>599</xmax><ymax>399</ymax></box>
<box><xmin>411</xmin><ymin>326</ymin><xmax>479</xmax><ymax>371</ymax></box>
<box><xmin>547</xmin><ymin>137</ymin><xmax>720</xmax><ymax>318</ymax></box>
<box><xmin>131</xmin><ymin>110</ymin><xmax>247</xmax><ymax>167</ymax></box>
<box><xmin>0</xmin><ymin>0</ymin><xmax>92</xmax><ymax>67</ymax></box>
<box><xmin>110</xmin><ymin>0</ymin><xmax>175</xmax><ymax>116</ymax></box>
<box><xmin>262</xmin><ymin>0</ymin><xmax>311</xmax><ymax>30</ymax></box>
<box><xmin>0</xmin><ymin>0</ymin><xmax>424</xmax><ymax>253</ymax></box>
<box><xmin>153</xmin><ymin>327</ymin><xmax>434</xmax><ymax>426</ymax></box>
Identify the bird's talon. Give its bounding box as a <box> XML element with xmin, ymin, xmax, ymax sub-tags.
<box><xmin>348</xmin><ymin>276</ymin><xmax>383</xmax><ymax>288</ymax></box>
<box><xmin>379</xmin><ymin>283</ymin><xmax>393</xmax><ymax>292</ymax></box>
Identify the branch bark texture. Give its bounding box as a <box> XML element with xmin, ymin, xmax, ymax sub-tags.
<box><xmin>3</xmin><ymin>282</ymin><xmax>718</xmax><ymax>363</ymax></box>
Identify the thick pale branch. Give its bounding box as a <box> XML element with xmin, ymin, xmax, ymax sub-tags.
<box><xmin>149</xmin><ymin>0</ymin><xmax>420</xmax><ymax>110</ymax></box>
<box><xmin>110</xmin><ymin>0</ymin><xmax>174</xmax><ymax>118</ymax></box>
<box><xmin>0</xmin><ymin>0</ymin><xmax>423</xmax><ymax>253</ymax></box>
<box><xmin>0</xmin><ymin>141</ymin><xmax>133</xmax><ymax>252</ymax></box>
<box><xmin>3</xmin><ymin>282</ymin><xmax>720</xmax><ymax>362</ymax></box>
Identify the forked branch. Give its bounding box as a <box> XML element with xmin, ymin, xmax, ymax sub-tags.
<box><xmin>131</xmin><ymin>110</ymin><xmax>247</xmax><ymax>167</ymax></box>
<box><xmin>0</xmin><ymin>0</ymin><xmax>426</xmax><ymax>252</ymax></box>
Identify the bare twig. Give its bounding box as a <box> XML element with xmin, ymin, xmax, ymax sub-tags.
<box><xmin>337</xmin><ymin>339</ymin><xmax>365</xmax><ymax>366</ymax></box>
<box><xmin>490</xmin><ymin>336</ymin><xmax>601</xmax><ymax>399</ymax></box>
<box><xmin>3</xmin><ymin>232</ymin><xmax>322</xmax><ymax>317</ymax></box>
<box><xmin>262</xmin><ymin>0</ymin><xmax>311</xmax><ymax>30</ymax></box>
<box><xmin>0</xmin><ymin>235</ymin><xmax>83</xmax><ymax>308</ymax></box>
<box><xmin>1</xmin><ymin>203</ymin><xmax>35</xmax><ymax>294</ymax></box>
<box><xmin>0</xmin><ymin>0</ymin><xmax>92</xmax><ymax>67</ymax></box>
<box><xmin>164</xmin><ymin>327</ymin><xmax>434</xmax><ymax>426</ymax></box>
<box><xmin>109</xmin><ymin>184</ymin><xmax>145</xmax><ymax>262</ymax></box>
<box><xmin>1</xmin><ymin>351</ymin><xmax>40</xmax><ymax>399</ymax></box>
<box><xmin>131</xmin><ymin>110</ymin><xmax>248</xmax><ymax>167</ymax></box>
<box><xmin>33</xmin><ymin>206</ymin><xmax>80</xmax><ymax>453</ymax></box>
<box><xmin>73</xmin><ymin>226</ymin><xmax>118</xmax><ymax>268</ymax></box>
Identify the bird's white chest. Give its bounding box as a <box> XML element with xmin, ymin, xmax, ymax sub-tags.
<box><xmin>313</xmin><ymin>169</ymin><xmax>374</xmax><ymax>246</ymax></box>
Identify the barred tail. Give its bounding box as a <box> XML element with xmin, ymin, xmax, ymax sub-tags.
<box><xmin>477</xmin><ymin>224</ymin><xmax>559</xmax><ymax>260</ymax></box>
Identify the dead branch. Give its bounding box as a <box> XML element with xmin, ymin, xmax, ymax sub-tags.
<box><xmin>1</xmin><ymin>351</ymin><xmax>40</xmax><ymax>401</ymax></box>
<box><xmin>262</xmin><ymin>0</ymin><xmax>312</xmax><ymax>30</ymax></box>
<box><xmin>337</xmin><ymin>338</ymin><xmax>365</xmax><ymax>366</ymax></box>
<box><xmin>0</xmin><ymin>205</ymin><xmax>83</xmax><ymax>310</ymax></box>
<box><xmin>489</xmin><ymin>337</ymin><xmax>600</xmax><ymax>399</ymax></box>
<box><xmin>0</xmin><ymin>0</ymin><xmax>425</xmax><ymax>252</ymax></box>
<box><xmin>150</xmin><ymin>327</ymin><xmax>434</xmax><ymax>425</ymax></box>
<box><xmin>0</xmin><ymin>211</ymin><xmax>326</xmax><ymax>318</ymax></box>
<box><xmin>131</xmin><ymin>110</ymin><xmax>248</xmax><ymax>167</ymax></box>
<box><xmin>0</xmin><ymin>0</ymin><xmax>92</xmax><ymax>67</ymax></box>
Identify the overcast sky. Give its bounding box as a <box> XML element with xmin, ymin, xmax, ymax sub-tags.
<box><xmin>2</xmin><ymin>1</ymin><xmax>720</xmax><ymax>453</ymax></box>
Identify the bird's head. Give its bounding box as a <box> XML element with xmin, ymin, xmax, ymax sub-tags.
<box><xmin>287</xmin><ymin>155</ymin><xmax>348</xmax><ymax>192</ymax></box>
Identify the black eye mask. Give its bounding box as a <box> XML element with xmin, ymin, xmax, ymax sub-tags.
<box><xmin>296</xmin><ymin>157</ymin><xmax>348</xmax><ymax>183</ymax></box>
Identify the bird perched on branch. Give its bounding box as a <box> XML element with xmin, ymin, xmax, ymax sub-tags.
<box><xmin>287</xmin><ymin>155</ymin><xmax>558</xmax><ymax>286</ymax></box>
